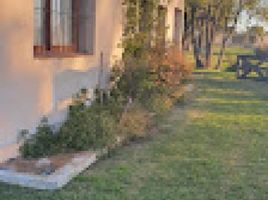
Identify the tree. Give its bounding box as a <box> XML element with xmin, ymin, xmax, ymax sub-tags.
<box><xmin>215</xmin><ymin>0</ymin><xmax>263</xmax><ymax>69</ymax></box>
<box><xmin>122</xmin><ymin>0</ymin><xmax>161</xmax><ymax>59</ymax></box>
<box><xmin>121</xmin><ymin>0</ymin><xmax>167</xmax><ymax>100</ymax></box>
<box><xmin>185</xmin><ymin>0</ymin><xmax>263</xmax><ymax>69</ymax></box>
<box><xmin>248</xmin><ymin>26</ymin><xmax>265</xmax><ymax>43</ymax></box>
<box><xmin>185</xmin><ymin>0</ymin><xmax>235</xmax><ymax>68</ymax></box>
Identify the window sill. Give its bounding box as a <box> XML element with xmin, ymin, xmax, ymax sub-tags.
<box><xmin>34</xmin><ymin>52</ymin><xmax>93</xmax><ymax>59</ymax></box>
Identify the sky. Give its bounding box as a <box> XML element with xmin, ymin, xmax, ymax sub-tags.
<box><xmin>237</xmin><ymin>0</ymin><xmax>268</xmax><ymax>32</ymax></box>
<box><xmin>237</xmin><ymin>11</ymin><xmax>268</xmax><ymax>32</ymax></box>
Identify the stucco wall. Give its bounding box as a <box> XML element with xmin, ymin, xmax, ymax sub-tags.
<box><xmin>164</xmin><ymin>0</ymin><xmax>184</xmax><ymax>45</ymax></box>
<box><xmin>0</xmin><ymin>0</ymin><xmax>184</xmax><ymax>162</ymax></box>
<box><xmin>0</xmin><ymin>0</ymin><xmax>123</xmax><ymax>162</ymax></box>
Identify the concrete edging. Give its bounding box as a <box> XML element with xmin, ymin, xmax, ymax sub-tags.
<box><xmin>0</xmin><ymin>152</ymin><xmax>98</xmax><ymax>190</ymax></box>
<box><xmin>0</xmin><ymin>84</ymin><xmax>194</xmax><ymax>190</ymax></box>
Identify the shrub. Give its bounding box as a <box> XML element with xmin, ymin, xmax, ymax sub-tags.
<box><xmin>20</xmin><ymin>89</ymin><xmax>122</xmax><ymax>158</ymax></box>
<box><xmin>20</xmin><ymin>45</ymin><xmax>193</xmax><ymax>159</ymax></box>
<box><xmin>68</xmin><ymin>88</ymin><xmax>89</xmax><ymax>116</ymax></box>
<box><xmin>58</xmin><ymin>102</ymin><xmax>118</xmax><ymax>151</ymax></box>
<box><xmin>148</xmin><ymin>45</ymin><xmax>193</xmax><ymax>89</ymax></box>
<box><xmin>118</xmin><ymin>104</ymin><xmax>151</xmax><ymax>139</ymax></box>
<box><xmin>116</xmin><ymin>57</ymin><xmax>151</xmax><ymax>99</ymax></box>
<box><xmin>168</xmin><ymin>86</ymin><xmax>186</xmax><ymax>103</ymax></box>
<box><xmin>96</xmin><ymin>87</ymin><xmax>126</xmax><ymax>121</ymax></box>
<box><xmin>19</xmin><ymin>118</ymin><xmax>59</xmax><ymax>158</ymax></box>
<box><xmin>143</xmin><ymin>94</ymin><xmax>173</xmax><ymax>115</ymax></box>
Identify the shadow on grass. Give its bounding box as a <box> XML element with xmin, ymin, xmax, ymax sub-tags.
<box><xmin>193</xmin><ymin>72</ymin><xmax>268</xmax><ymax>116</ymax></box>
<box><xmin>224</xmin><ymin>64</ymin><xmax>237</xmax><ymax>72</ymax></box>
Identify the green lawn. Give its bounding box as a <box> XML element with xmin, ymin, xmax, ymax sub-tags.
<box><xmin>185</xmin><ymin>45</ymin><xmax>254</xmax><ymax>70</ymax></box>
<box><xmin>1</xmin><ymin>71</ymin><xmax>268</xmax><ymax>199</ymax></box>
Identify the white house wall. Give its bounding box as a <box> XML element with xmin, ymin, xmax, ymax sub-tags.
<box><xmin>161</xmin><ymin>0</ymin><xmax>184</xmax><ymax>44</ymax></box>
<box><xmin>0</xmin><ymin>0</ymin><xmax>123</xmax><ymax>162</ymax></box>
<box><xmin>0</xmin><ymin>0</ymin><xmax>184</xmax><ymax>162</ymax></box>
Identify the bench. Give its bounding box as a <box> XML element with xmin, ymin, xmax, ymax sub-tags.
<box><xmin>236</xmin><ymin>53</ymin><xmax>268</xmax><ymax>80</ymax></box>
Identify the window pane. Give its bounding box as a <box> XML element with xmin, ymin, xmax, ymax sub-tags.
<box><xmin>34</xmin><ymin>0</ymin><xmax>45</xmax><ymax>46</ymax></box>
<box><xmin>174</xmin><ymin>9</ymin><xmax>182</xmax><ymax>47</ymax></box>
<box><xmin>78</xmin><ymin>0</ymin><xmax>95</xmax><ymax>54</ymax></box>
<box><xmin>51</xmin><ymin>0</ymin><xmax>72</xmax><ymax>46</ymax></box>
<box><xmin>157</xmin><ymin>6</ymin><xmax>167</xmax><ymax>47</ymax></box>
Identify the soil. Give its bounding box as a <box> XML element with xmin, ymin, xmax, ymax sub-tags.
<box><xmin>0</xmin><ymin>152</ymin><xmax>89</xmax><ymax>175</ymax></box>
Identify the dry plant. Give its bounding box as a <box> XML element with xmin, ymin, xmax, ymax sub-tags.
<box><xmin>147</xmin><ymin>45</ymin><xmax>193</xmax><ymax>89</ymax></box>
<box><xmin>119</xmin><ymin>104</ymin><xmax>151</xmax><ymax>139</ymax></box>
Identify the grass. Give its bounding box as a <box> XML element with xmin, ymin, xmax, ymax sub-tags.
<box><xmin>1</xmin><ymin>44</ymin><xmax>268</xmax><ymax>199</ymax></box>
<box><xmin>213</xmin><ymin>46</ymin><xmax>254</xmax><ymax>70</ymax></box>
<box><xmin>185</xmin><ymin>45</ymin><xmax>254</xmax><ymax>71</ymax></box>
<box><xmin>1</xmin><ymin>70</ymin><xmax>268</xmax><ymax>199</ymax></box>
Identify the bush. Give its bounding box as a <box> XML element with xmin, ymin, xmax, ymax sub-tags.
<box><xmin>20</xmin><ymin>45</ymin><xmax>193</xmax><ymax>159</ymax></box>
<box><xmin>19</xmin><ymin>118</ymin><xmax>59</xmax><ymax>158</ymax></box>
<box><xmin>143</xmin><ymin>94</ymin><xmax>173</xmax><ymax>115</ymax></box>
<box><xmin>168</xmin><ymin>86</ymin><xmax>186</xmax><ymax>103</ymax></box>
<box><xmin>20</xmin><ymin>89</ymin><xmax>122</xmax><ymax>158</ymax></box>
<box><xmin>58</xmin><ymin>108</ymin><xmax>116</xmax><ymax>151</ymax></box>
<box><xmin>62</xmin><ymin>88</ymin><xmax>124</xmax><ymax>151</ymax></box>
<box><xmin>96</xmin><ymin>87</ymin><xmax>126</xmax><ymax>121</ymax></box>
<box><xmin>119</xmin><ymin>104</ymin><xmax>151</xmax><ymax>139</ymax></box>
<box><xmin>148</xmin><ymin>45</ymin><xmax>193</xmax><ymax>89</ymax></box>
<box><xmin>116</xmin><ymin>57</ymin><xmax>151</xmax><ymax>99</ymax></box>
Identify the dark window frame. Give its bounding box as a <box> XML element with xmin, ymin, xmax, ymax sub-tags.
<box><xmin>157</xmin><ymin>5</ymin><xmax>167</xmax><ymax>47</ymax></box>
<box><xmin>34</xmin><ymin>0</ymin><xmax>94</xmax><ymax>57</ymax></box>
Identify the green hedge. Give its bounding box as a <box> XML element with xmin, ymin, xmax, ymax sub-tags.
<box><xmin>20</xmin><ymin>47</ymin><xmax>192</xmax><ymax>159</ymax></box>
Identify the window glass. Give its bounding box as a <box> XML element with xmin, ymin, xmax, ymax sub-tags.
<box><xmin>51</xmin><ymin>0</ymin><xmax>73</xmax><ymax>46</ymax></box>
<box><xmin>33</xmin><ymin>0</ymin><xmax>95</xmax><ymax>56</ymax></box>
<box><xmin>34</xmin><ymin>0</ymin><xmax>45</xmax><ymax>46</ymax></box>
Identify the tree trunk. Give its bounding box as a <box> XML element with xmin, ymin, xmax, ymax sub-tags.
<box><xmin>216</xmin><ymin>0</ymin><xmax>242</xmax><ymax>69</ymax></box>
<box><xmin>205</xmin><ymin>4</ymin><xmax>215</xmax><ymax>69</ymax></box>
<box><xmin>192</xmin><ymin>7</ymin><xmax>205</xmax><ymax>68</ymax></box>
<box><xmin>194</xmin><ymin>28</ymin><xmax>204</xmax><ymax>68</ymax></box>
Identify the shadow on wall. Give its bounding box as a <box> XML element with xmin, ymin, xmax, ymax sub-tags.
<box><xmin>49</xmin><ymin>64</ymin><xmax>111</xmax><ymax>126</ymax></box>
<box><xmin>0</xmin><ymin>0</ymin><xmax>124</xmax><ymax>152</ymax></box>
<box><xmin>97</xmin><ymin>0</ymin><xmax>123</xmax><ymax>65</ymax></box>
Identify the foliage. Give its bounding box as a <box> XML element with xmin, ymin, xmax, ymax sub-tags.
<box><xmin>122</xmin><ymin>0</ymin><xmax>161</xmax><ymax>58</ymax></box>
<box><xmin>119</xmin><ymin>104</ymin><xmax>151</xmax><ymax>139</ymax></box>
<box><xmin>143</xmin><ymin>94</ymin><xmax>173</xmax><ymax>115</ymax></box>
<box><xmin>20</xmin><ymin>90</ymin><xmax>122</xmax><ymax>158</ymax></box>
<box><xmin>54</xmin><ymin>88</ymin><xmax>125</xmax><ymax>151</ymax></box>
<box><xmin>115</xmin><ymin>46</ymin><xmax>193</xmax><ymax>103</ymax></box>
<box><xmin>58</xmin><ymin>104</ymin><xmax>118</xmax><ymax>151</ymax></box>
<box><xmin>148</xmin><ymin>45</ymin><xmax>193</xmax><ymax>88</ymax></box>
<box><xmin>7</xmin><ymin>70</ymin><xmax>268</xmax><ymax>200</ymax></box>
<box><xmin>185</xmin><ymin>0</ymin><xmax>264</xmax><ymax>69</ymax></box>
<box><xmin>116</xmin><ymin>57</ymin><xmax>151</xmax><ymax>99</ymax></box>
<box><xmin>248</xmin><ymin>26</ymin><xmax>264</xmax><ymax>38</ymax></box>
<box><xmin>19</xmin><ymin>118</ymin><xmax>59</xmax><ymax>158</ymax></box>
<box><xmin>137</xmin><ymin>46</ymin><xmax>192</xmax><ymax>113</ymax></box>
<box><xmin>20</xmin><ymin>0</ymin><xmax>193</xmax><ymax>159</ymax></box>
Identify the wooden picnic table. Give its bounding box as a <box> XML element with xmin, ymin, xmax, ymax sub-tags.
<box><xmin>236</xmin><ymin>53</ymin><xmax>268</xmax><ymax>79</ymax></box>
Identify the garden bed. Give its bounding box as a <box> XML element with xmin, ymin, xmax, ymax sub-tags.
<box><xmin>0</xmin><ymin>84</ymin><xmax>193</xmax><ymax>190</ymax></box>
<box><xmin>0</xmin><ymin>84</ymin><xmax>194</xmax><ymax>190</ymax></box>
<box><xmin>0</xmin><ymin>151</ymin><xmax>99</xmax><ymax>190</ymax></box>
<box><xmin>0</xmin><ymin>152</ymin><xmax>90</xmax><ymax>175</ymax></box>
<box><xmin>0</xmin><ymin>44</ymin><xmax>193</xmax><ymax>190</ymax></box>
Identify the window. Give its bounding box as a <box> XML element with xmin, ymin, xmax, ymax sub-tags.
<box><xmin>34</xmin><ymin>0</ymin><xmax>95</xmax><ymax>57</ymax></box>
<box><xmin>174</xmin><ymin>8</ymin><xmax>183</xmax><ymax>47</ymax></box>
<box><xmin>157</xmin><ymin>6</ymin><xmax>167</xmax><ymax>47</ymax></box>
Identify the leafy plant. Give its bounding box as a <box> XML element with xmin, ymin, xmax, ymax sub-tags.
<box><xmin>20</xmin><ymin>0</ymin><xmax>193</xmax><ymax>159</ymax></box>
<box><xmin>148</xmin><ymin>45</ymin><xmax>193</xmax><ymax>89</ymax></box>
<box><xmin>143</xmin><ymin>94</ymin><xmax>173</xmax><ymax>115</ymax></box>
<box><xmin>119</xmin><ymin>104</ymin><xmax>151</xmax><ymax>139</ymax></box>
<box><xmin>19</xmin><ymin>118</ymin><xmax>59</xmax><ymax>158</ymax></box>
<box><xmin>58</xmin><ymin>105</ymin><xmax>117</xmax><ymax>151</ymax></box>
